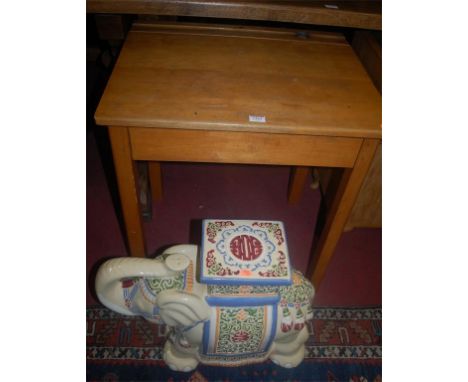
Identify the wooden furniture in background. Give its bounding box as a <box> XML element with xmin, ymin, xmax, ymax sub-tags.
<box><xmin>94</xmin><ymin>14</ymin><xmax>130</xmax><ymax>41</ymax></box>
<box><xmin>87</xmin><ymin>0</ymin><xmax>381</xmax><ymax>30</ymax></box>
<box><xmin>352</xmin><ymin>31</ymin><xmax>381</xmax><ymax>93</ymax></box>
<box><xmin>344</xmin><ymin>144</ymin><xmax>381</xmax><ymax>230</ymax></box>
<box><xmin>108</xmin><ymin>126</ymin><xmax>147</xmax><ymax>257</ymax></box>
<box><xmin>289</xmin><ymin>30</ymin><xmax>382</xmax><ymax>231</ymax></box>
<box><xmin>288</xmin><ymin>167</ymin><xmax>309</xmax><ymax>204</ymax></box>
<box><xmin>346</xmin><ymin>30</ymin><xmax>382</xmax><ymax>230</ymax></box>
<box><xmin>148</xmin><ymin>161</ymin><xmax>163</xmax><ymax>202</ymax></box>
<box><xmin>95</xmin><ymin>22</ymin><xmax>381</xmax><ymax>288</ymax></box>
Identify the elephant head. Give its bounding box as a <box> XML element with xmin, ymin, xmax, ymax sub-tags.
<box><xmin>95</xmin><ymin>245</ymin><xmax>210</xmax><ymax>327</ymax></box>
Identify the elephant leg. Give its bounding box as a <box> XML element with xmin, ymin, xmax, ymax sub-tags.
<box><xmin>163</xmin><ymin>340</ymin><xmax>199</xmax><ymax>372</ymax></box>
<box><xmin>270</xmin><ymin>327</ymin><xmax>308</xmax><ymax>368</ymax></box>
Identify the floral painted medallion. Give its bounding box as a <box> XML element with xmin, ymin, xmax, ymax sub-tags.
<box><xmin>200</xmin><ymin>220</ymin><xmax>292</xmax><ymax>285</ymax></box>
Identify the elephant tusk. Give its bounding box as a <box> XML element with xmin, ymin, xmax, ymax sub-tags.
<box><xmin>160</xmin><ymin>309</ymin><xmax>197</xmax><ymax>327</ymax></box>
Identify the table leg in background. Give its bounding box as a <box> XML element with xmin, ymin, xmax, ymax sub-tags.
<box><xmin>309</xmin><ymin>138</ymin><xmax>379</xmax><ymax>288</ymax></box>
<box><xmin>149</xmin><ymin>161</ymin><xmax>163</xmax><ymax>202</ymax></box>
<box><xmin>108</xmin><ymin>126</ymin><xmax>147</xmax><ymax>258</ymax></box>
<box><xmin>288</xmin><ymin>166</ymin><xmax>309</xmax><ymax>204</ymax></box>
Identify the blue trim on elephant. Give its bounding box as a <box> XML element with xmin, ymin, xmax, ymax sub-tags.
<box><xmin>200</xmin><ymin>275</ymin><xmax>292</xmax><ymax>286</ymax></box>
<box><xmin>265</xmin><ymin>302</ymin><xmax>278</xmax><ymax>351</ymax></box>
<box><xmin>202</xmin><ymin>320</ymin><xmax>210</xmax><ymax>354</ymax></box>
<box><xmin>205</xmin><ymin>295</ymin><xmax>280</xmax><ymax>306</ymax></box>
<box><xmin>200</xmin><ymin>219</ymin><xmax>207</xmax><ymax>282</ymax></box>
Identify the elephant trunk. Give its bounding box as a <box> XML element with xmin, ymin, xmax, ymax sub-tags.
<box><xmin>95</xmin><ymin>257</ymin><xmax>178</xmax><ymax>316</ymax></box>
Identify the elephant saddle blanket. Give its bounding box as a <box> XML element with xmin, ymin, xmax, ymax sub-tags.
<box><xmin>201</xmin><ymin>285</ymin><xmax>280</xmax><ymax>366</ymax></box>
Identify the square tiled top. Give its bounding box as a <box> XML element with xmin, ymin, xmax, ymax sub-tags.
<box><xmin>200</xmin><ymin>219</ymin><xmax>292</xmax><ymax>286</ymax></box>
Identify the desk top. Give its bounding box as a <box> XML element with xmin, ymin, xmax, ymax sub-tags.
<box><xmin>95</xmin><ymin>23</ymin><xmax>381</xmax><ymax>139</ymax></box>
<box><xmin>87</xmin><ymin>0</ymin><xmax>381</xmax><ymax>30</ymax></box>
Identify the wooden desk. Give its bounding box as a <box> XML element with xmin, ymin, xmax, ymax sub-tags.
<box><xmin>95</xmin><ymin>22</ymin><xmax>381</xmax><ymax>287</ymax></box>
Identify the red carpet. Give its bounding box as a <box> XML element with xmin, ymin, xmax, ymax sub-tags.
<box><xmin>87</xmin><ymin>305</ymin><xmax>381</xmax><ymax>381</ymax></box>
<box><xmin>86</xmin><ymin>131</ymin><xmax>381</xmax><ymax>307</ymax></box>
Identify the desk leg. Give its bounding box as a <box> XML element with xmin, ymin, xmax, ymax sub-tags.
<box><xmin>148</xmin><ymin>161</ymin><xmax>163</xmax><ymax>202</ymax></box>
<box><xmin>108</xmin><ymin>126</ymin><xmax>147</xmax><ymax>258</ymax></box>
<box><xmin>309</xmin><ymin>138</ymin><xmax>379</xmax><ymax>288</ymax></box>
<box><xmin>287</xmin><ymin>166</ymin><xmax>309</xmax><ymax>204</ymax></box>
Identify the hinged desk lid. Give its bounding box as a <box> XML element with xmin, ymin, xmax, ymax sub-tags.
<box><xmin>94</xmin><ymin>23</ymin><xmax>381</xmax><ymax>139</ymax></box>
<box><xmin>200</xmin><ymin>219</ymin><xmax>292</xmax><ymax>286</ymax></box>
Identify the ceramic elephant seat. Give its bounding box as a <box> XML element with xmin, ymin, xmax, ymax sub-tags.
<box><xmin>95</xmin><ymin>220</ymin><xmax>315</xmax><ymax>371</ymax></box>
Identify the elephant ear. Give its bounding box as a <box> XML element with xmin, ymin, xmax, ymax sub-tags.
<box><xmin>156</xmin><ymin>289</ymin><xmax>210</xmax><ymax>327</ymax></box>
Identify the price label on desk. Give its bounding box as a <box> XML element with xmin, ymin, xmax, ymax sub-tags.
<box><xmin>249</xmin><ymin>115</ymin><xmax>266</xmax><ymax>123</ymax></box>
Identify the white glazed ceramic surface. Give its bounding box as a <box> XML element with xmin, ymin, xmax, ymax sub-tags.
<box><xmin>95</xmin><ymin>220</ymin><xmax>315</xmax><ymax>371</ymax></box>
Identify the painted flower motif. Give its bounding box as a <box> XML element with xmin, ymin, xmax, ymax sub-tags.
<box><xmin>121</xmin><ymin>279</ymin><xmax>135</xmax><ymax>288</ymax></box>
<box><xmin>206</xmin><ymin>250</ymin><xmax>216</xmax><ymax>268</ymax></box>
<box><xmin>206</xmin><ymin>249</ymin><xmax>240</xmax><ymax>276</ymax></box>
<box><xmin>294</xmin><ymin>321</ymin><xmax>305</xmax><ymax>331</ymax></box>
<box><xmin>258</xmin><ymin>250</ymin><xmax>287</xmax><ymax>277</ymax></box>
<box><xmin>239</xmin><ymin>269</ymin><xmax>252</xmax><ymax>277</ymax></box>
<box><xmin>281</xmin><ymin>322</ymin><xmax>292</xmax><ymax>332</ymax></box>
<box><xmin>274</xmin><ymin>228</ymin><xmax>284</xmax><ymax>244</ymax></box>
<box><xmin>236</xmin><ymin>309</ymin><xmax>248</xmax><ymax>321</ymax></box>
<box><xmin>281</xmin><ymin>307</ymin><xmax>292</xmax><ymax>332</ymax></box>
<box><xmin>206</xmin><ymin>259</ymin><xmax>215</xmax><ymax>267</ymax></box>
<box><xmin>231</xmin><ymin>330</ymin><xmax>250</xmax><ymax>342</ymax></box>
<box><xmin>294</xmin><ymin>308</ymin><xmax>305</xmax><ymax>330</ymax></box>
<box><xmin>252</xmin><ymin>222</ymin><xmax>285</xmax><ymax>244</ymax></box>
<box><xmin>292</xmin><ymin>272</ymin><xmax>302</xmax><ymax>285</ymax></box>
<box><xmin>238</xmin><ymin>285</ymin><xmax>252</xmax><ymax>294</ymax></box>
<box><xmin>206</xmin><ymin>221</ymin><xmax>235</xmax><ymax>243</ymax></box>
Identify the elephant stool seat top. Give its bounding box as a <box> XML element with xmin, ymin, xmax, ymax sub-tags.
<box><xmin>96</xmin><ymin>219</ymin><xmax>315</xmax><ymax>371</ymax></box>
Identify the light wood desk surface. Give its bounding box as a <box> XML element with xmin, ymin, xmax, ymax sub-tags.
<box><xmin>96</xmin><ymin>23</ymin><xmax>381</xmax><ymax>138</ymax></box>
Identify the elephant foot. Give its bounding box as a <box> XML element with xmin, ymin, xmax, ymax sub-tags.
<box><xmin>163</xmin><ymin>341</ymin><xmax>199</xmax><ymax>372</ymax></box>
<box><xmin>270</xmin><ymin>344</ymin><xmax>305</xmax><ymax>368</ymax></box>
<box><xmin>270</xmin><ymin>327</ymin><xmax>308</xmax><ymax>368</ymax></box>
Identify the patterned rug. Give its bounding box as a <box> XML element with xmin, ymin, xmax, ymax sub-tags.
<box><xmin>87</xmin><ymin>306</ymin><xmax>382</xmax><ymax>382</ymax></box>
